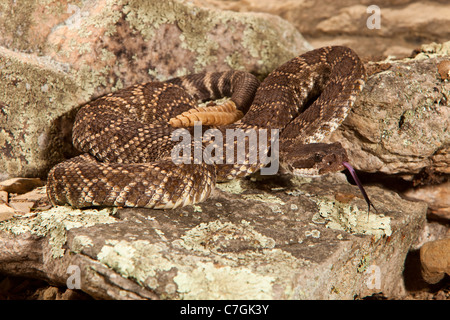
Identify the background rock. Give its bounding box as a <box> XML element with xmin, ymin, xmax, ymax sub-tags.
<box><xmin>420</xmin><ymin>237</ymin><xmax>450</xmax><ymax>284</ymax></box>
<box><xmin>192</xmin><ymin>0</ymin><xmax>450</xmax><ymax>59</ymax></box>
<box><xmin>0</xmin><ymin>178</ymin><xmax>44</xmax><ymax>194</ymax></box>
<box><xmin>326</xmin><ymin>45</ymin><xmax>450</xmax><ymax>176</ymax></box>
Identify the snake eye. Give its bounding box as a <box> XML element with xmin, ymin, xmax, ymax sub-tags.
<box><xmin>314</xmin><ymin>153</ymin><xmax>323</xmax><ymax>162</ymax></box>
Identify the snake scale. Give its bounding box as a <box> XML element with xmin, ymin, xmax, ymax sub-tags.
<box><xmin>47</xmin><ymin>46</ymin><xmax>366</xmax><ymax>210</ymax></box>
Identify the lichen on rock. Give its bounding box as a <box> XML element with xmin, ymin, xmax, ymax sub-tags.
<box><xmin>174</xmin><ymin>261</ymin><xmax>274</xmax><ymax>300</ymax></box>
<box><xmin>178</xmin><ymin>219</ymin><xmax>276</xmax><ymax>254</ymax></box>
<box><xmin>0</xmin><ymin>206</ymin><xmax>116</xmax><ymax>258</ymax></box>
<box><xmin>312</xmin><ymin>198</ymin><xmax>392</xmax><ymax>240</ymax></box>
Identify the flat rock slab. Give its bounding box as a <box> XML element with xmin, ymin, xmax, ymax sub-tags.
<box><xmin>0</xmin><ymin>175</ymin><xmax>426</xmax><ymax>299</ymax></box>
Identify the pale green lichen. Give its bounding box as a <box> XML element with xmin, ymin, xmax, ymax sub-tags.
<box><xmin>224</xmin><ymin>52</ymin><xmax>247</xmax><ymax>71</ymax></box>
<box><xmin>357</xmin><ymin>255</ymin><xmax>371</xmax><ymax>273</ymax></box>
<box><xmin>269</xmin><ymin>205</ymin><xmax>283</xmax><ymax>214</ymax></box>
<box><xmin>97</xmin><ymin>240</ymin><xmax>176</xmax><ymax>288</ymax></box>
<box><xmin>0</xmin><ymin>206</ymin><xmax>116</xmax><ymax>258</ymax></box>
<box><xmin>174</xmin><ymin>261</ymin><xmax>274</xmax><ymax>300</ymax></box>
<box><xmin>305</xmin><ymin>229</ymin><xmax>321</xmax><ymax>239</ymax></box>
<box><xmin>240</xmin><ymin>192</ymin><xmax>286</xmax><ymax>214</ymax></box>
<box><xmin>123</xmin><ymin>0</ymin><xmax>222</xmax><ymax>71</ymax></box>
<box><xmin>71</xmin><ymin>234</ymin><xmax>94</xmax><ymax>253</ymax></box>
<box><xmin>241</xmin><ymin>193</ymin><xmax>286</xmax><ymax>205</ymax></box>
<box><xmin>82</xmin><ymin>0</ymin><xmax>124</xmax><ymax>36</ymax></box>
<box><xmin>215</xmin><ymin>179</ymin><xmax>244</xmax><ymax>194</ymax></box>
<box><xmin>0</xmin><ymin>47</ymin><xmax>80</xmax><ymax>122</ymax></box>
<box><xmin>0</xmin><ymin>1</ymin><xmax>37</xmax><ymax>51</ymax></box>
<box><xmin>413</xmin><ymin>40</ymin><xmax>450</xmax><ymax>60</ymax></box>
<box><xmin>239</xmin><ymin>13</ymin><xmax>311</xmax><ymax>75</ymax></box>
<box><xmin>178</xmin><ymin>220</ymin><xmax>276</xmax><ymax>254</ymax></box>
<box><xmin>312</xmin><ymin>199</ymin><xmax>392</xmax><ymax>239</ymax></box>
<box><xmin>122</xmin><ymin>0</ymin><xmax>302</xmax><ymax>73</ymax></box>
<box><xmin>72</xmin><ymin>63</ymin><xmax>107</xmax><ymax>99</ymax></box>
<box><xmin>96</xmin><ymin>221</ymin><xmax>310</xmax><ymax>299</ymax></box>
<box><xmin>0</xmin><ymin>47</ymin><xmax>82</xmax><ymax>177</ymax></box>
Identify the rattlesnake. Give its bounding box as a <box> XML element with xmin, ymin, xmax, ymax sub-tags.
<box><xmin>47</xmin><ymin>46</ymin><xmax>366</xmax><ymax>210</ymax></box>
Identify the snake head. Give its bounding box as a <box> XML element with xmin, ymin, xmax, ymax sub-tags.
<box><xmin>281</xmin><ymin>142</ymin><xmax>349</xmax><ymax>177</ymax></box>
<box><xmin>281</xmin><ymin>142</ymin><xmax>377</xmax><ymax>214</ymax></box>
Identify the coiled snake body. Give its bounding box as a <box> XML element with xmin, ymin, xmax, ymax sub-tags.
<box><xmin>47</xmin><ymin>46</ymin><xmax>365</xmax><ymax>209</ymax></box>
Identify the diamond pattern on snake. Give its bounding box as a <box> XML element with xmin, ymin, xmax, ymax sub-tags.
<box><xmin>47</xmin><ymin>46</ymin><xmax>367</xmax><ymax>210</ymax></box>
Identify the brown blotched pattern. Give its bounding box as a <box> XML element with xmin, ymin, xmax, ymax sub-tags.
<box><xmin>47</xmin><ymin>46</ymin><xmax>365</xmax><ymax>209</ymax></box>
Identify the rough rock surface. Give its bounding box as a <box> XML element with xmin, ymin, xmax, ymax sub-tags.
<box><xmin>326</xmin><ymin>42</ymin><xmax>450</xmax><ymax>176</ymax></box>
<box><xmin>0</xmin><ymin>0</ymin><xmax>310</xmax><ymax>180</ymax></box>
<box><xmin>0</xmin><ymin>175</ymin><xmax>427</xmax><ymax>299</ymax></box>
<box><xmin>192</xmin><ymin>0</ymin><xmax>450</xmax><ymax>59</ymax></box>
<box><xmin>420</xmin><ymin>237</ymin><xmax>450</xmax><ymax>284</ymax></box>
<box><xmin>405</xmin><ymin>179</ymin><xmax>450</xmax><ymax>221</ymax></box>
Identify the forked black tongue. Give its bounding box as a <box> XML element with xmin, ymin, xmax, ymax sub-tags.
<box><xmin>342</xmin><ymin>161</ymin><xmax>377</xmax><ymax>214</ymax></box>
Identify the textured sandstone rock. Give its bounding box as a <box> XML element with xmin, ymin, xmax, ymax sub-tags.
<box><xmin>420</xmin><ymin>237</ymin><xmax>450</xmax><ymax>284</ymax></box>
<box><xmin>0</xmin><ymin>175</ymin><xmax>427</xmax><ymax>299</ymax></box>
<box><xmin>0</xmin><ymin>178</ymin><xmax>44</xmax><ymax>194</ymax></box>
<box><xmin>0</xmin><ymin>206</ymin><xmax>15</xmax><ymax>222</ymax></box>
<box><xmin>326</xmin><ymin>43</ymin><xmax>450</xmax><ymax>176</ymax></box>
<box><xmin>404</xmin><ymin>182</ymin><xmax>450</xmax><ymax>220</ymax></box>
<box><xmin>192</xmin><ymin>0</ymin><xmax>450</xmax><ymax>59</ymax></box>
